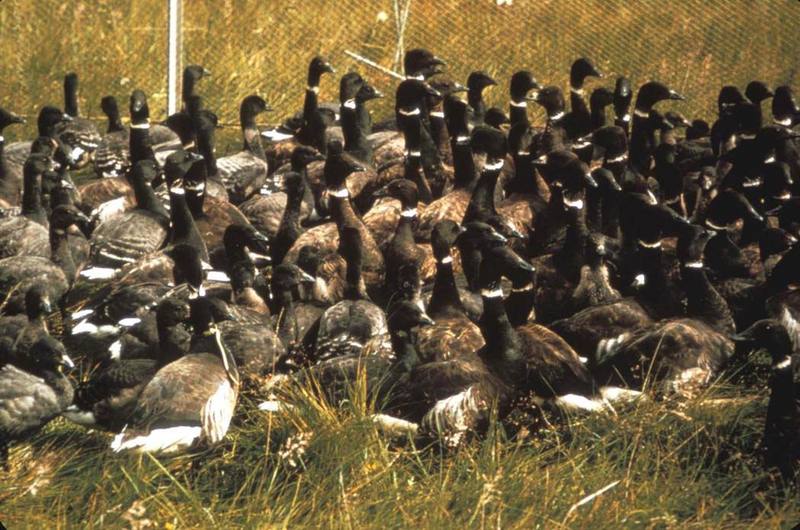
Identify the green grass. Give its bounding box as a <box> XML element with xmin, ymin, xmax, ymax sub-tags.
<box><xmin>1</xmin><ymin>364</ymin><xmax>799</xmax><ymax>528</ymax></box>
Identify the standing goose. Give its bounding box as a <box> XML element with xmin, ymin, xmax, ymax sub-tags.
<box><xmin>629</xmin><ymin>81</ymin><xmax>684</xmax><ymax>173</ymax></box>
<box><xmin>216</xmin><ymin>95</ymin><xmax>272</xmax><ymax>204</ymax></box>
<box><xmin>0</xmin><ymin>107</ymin><xmax>26</xmax><ymax>208</ymax></box>
<box><xmin>730</xmin><ymin>320</ymin><xmax>799</xmax><ymax>483</ymax></box>
<box><xmin>0</xmin><ymin>335</ymin><xmax>74</xmax><ymax>468</ymax></box>
<box><xmin>78</xmin><ymin>90</ymin><xmax>165</xmax><ymax>217</ymax></box>
<box><xmin>312</xmin><ymin>227</ymin><xmax>387</xmax><ymax>362</ymax></box>
<box><xmin>0</xmin><ymin>204</ymin><xmax>88</xmax><ymax>314</ymax></box>
<box><xmin>0</xmin><ymin>285</ymin><xmax>53</xmax><ymax>361</ymax></box>
<box><xmin>4</xmin><ymin>107</ymin><xmax>71</xmax><ymax>198</ymax></box>
<box><xmin>416</xmin><ymin>221</ymin><xmax>487</xmax><ymax>362</ymax></box>
<box><xmin>466</xmin><ymin>71</ymin><xmax>497</xmax><ymax>126</ymax></box>
<box><xmin>564</xmin><ymin>57</ymin><xmax>603</xmax><ymax>141</ymax></box>
<box><xmin>263</xmin><ymin>57</ymin><xmax>335</xmax><ymax>155</ymax></box>
<box><xmin>508</xmin><ymin>70</ymin><xmax>541</xmax><ymax>128</ymax></box>
<box><xmin>111</xmin><ymin>296</ymin><xmax>240</xmax><ymax>455</ymax></box>
<box><xmin>58</xmin><ymin>72</ymin><xmax>102</xmax><ymax>169</ymax></box>
<box><xmin>284</xmin><ymin>141</ymin><xmax>384</xmax><ymax>301</ymax></box>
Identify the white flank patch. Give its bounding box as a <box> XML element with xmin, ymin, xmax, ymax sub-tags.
<box><xmin>455</xmin><ymin>135</ymin><xmax>470</xmax><ymax>144</ymax></box>
<box><xmin>550</xmin><ymin>111</ymin><xmax>565</xmax><ymax>121</ymax></box>
<box><xmin>780</xmin><ymin>307</ymin><xmax>800</xmax><ymax>350</ymax></box>
<box><xmin>371</xmin><ymin>414</ymin><xmax>419</xmax><ymax>438</ymax></box>
<box><xmin>599</xmin><ymin>386</ymin><xmax>644</xmax><ymax>403</ymax></box>
<box><xmin>684</xmin><ymin>261</ymin><xmax>704</xmax><ymax>269</ymax></box>
<box><xmin>510</xmin><ymin>99</ymin><xmax>527</xmax><ymax>108</ymax></box>
<box><xmin>62</xmin><ymin>406</ymin><xmax>97</xmax><ymax>426</ymax></box>
<box><xmin>261</xmin><ymin>129</ymin><xmax>295</xmax><ymax>142</ymax></box>
<box><xmin>201</xmin><ymin>260</ymin><xmax>213</xmax><ymax>271</ymax></box>
<box><xmin>401</xmin><ymin>208</ymin><xmax>417</xmax><ymax>218</ymax></box>
<box><xmin>201</xmin><ymin>381</ymin><xmax>235</xmax><ymax>445</ymax></box>
<box><xmin>207</xmin><ymin>270</ymin><xmax>231</xmax><ymax>283</ymax></box>
<box><xmin>776</xmin><ymin>356</ymin><xmax>792</xmax><ymax>370</ymax></box>
<box><xmin>118</xmin><ymin>317</ymin><xmax>141</xmax><ymax>328</ymax></box>
<box><xmin>112</xmin><ymin>426</ymin><xmax>202</xmax><ymax>454</ymax></box>
<box><xmin>108</xmin><ymin>339</ymin><xmax>123</xmax><ymax>360</ymax></box>
<box><xmin>330</xmin><ymin>188</ymin><xmax>349</xmax><ymax>198</ymax></box>
<box><xmin>563</xmin><ymin>197</ymin><xmax>584</xmax><ymax>210</ymax></box>
<box><xmin>91</xmin><ymin>196</ymin><xmax>126</xmax><ymax>222</ymax></box>
<box><xmin>596</xmin><ymin>332</ymin><xmax>630</xmax><ymax>358</ymax></box>
<box><xmin>607</xmin><ymin>153</ymin><xmax>627</xmax><ymax>163</ymax></box>
<box><xmin>421</xmin><ymin>386</ymin><xmax>482</xmax><ymax>447</ymax></box>
<box><xmin>439</xmin><ymin>256</ymin><xmax>453</xmax><ymax>265</ymax></box>
<box><xmin>429</xmin><ymin>111</ymin><xmax>445</xmax><ymax>118</ymax></box>
<box><xmin>71</xmin><ymin>308</ymin><xmax>94</xmax><ymax>320</ymax></box>
<box><xmin>553</xmin><ymin>393</ymin><xmax>607</xmax><ymax>412</ymax></box>
<box><xmin>481</xmin><ymin>287</ymin><xmax>504</xmax><ymax>298</ymax></box>
<box><xmin>79</xmin><ymin>267</ymin><xmax>119</xmax><ymax>280</ymax></box>
<box><xmin>99</xmin><ymin>249</ymin><xmax>136</xmax><ymax>264</ymax></box>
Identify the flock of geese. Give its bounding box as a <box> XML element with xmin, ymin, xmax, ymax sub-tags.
<box><xmin>0</xmin><ymin>49</ymin><xmax>799</xmax><ymax>482</ymax></box>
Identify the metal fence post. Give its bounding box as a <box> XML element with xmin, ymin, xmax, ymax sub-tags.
<box><xmin>167</xmin><ymin>0</ymin><xmax>182</xmax><ymax>116</ymax></box>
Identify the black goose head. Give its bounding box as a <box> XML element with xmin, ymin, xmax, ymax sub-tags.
<box><xmin>634</xmin><ymin>82</ymin><xmax>684</xmax><ymax>113</ymax></box>
<box><xmin>387</xmin><ymin>300</ymin><xmax>435</xmax><ymax>333</ymax></box>
<box><xmin>646</xmin><ymin>109</ymin><xmax>673</xmax><ymax>132</ymax></box>
<box><xmin>428</xmin><ymin>77</ymin><xmax>466</xmax><ymax>109</ymax></box>
<box><xmin>164</xmin><ymin>149</ymin><xmax>203</xmax><ymax>188</ymax></box>
<box><xmin>686</xmin><ymin>119</ymin><xmax>710</xmax><ymax>140</ymax></box>
<box><xmin>431</xmin><ymin>220</ymin><xmax>464</xmax><ymax>261</ymax></box>
<box><xmin>156</xmin><ymin>296</ymin><xmax>191</xmax><ymax>328</ymax></box>
<box><xmin>470</xmin><ymin>125</ymin><xmax>507</xmax><ymax>166</ymax></box>
<box><xmin>271</xmin><ymin>263</ymin><xmax>314</xmax><ymax>297</ymax></box>
<box><xmin>224</xmin><ymin>223</ymin><xmax>270</xmax><ymax>260</ymax></box>
<box><xmin>323</xmin><ymin>140</ymin><xmax>365</xmax><ymax>190</ymax></box>
<box><xmin>478</xmin><ymin>243</ymin><xmax>535</xmax><ymax>290</ymax></box>
<box><xmin>188</xmin><ymin>296</ymin><xmax>217</xmax><ymax>335</ymax></box>
<box><xmin>100</xmin><ymin>95</ymin><xmax>118</xmax><ymax>118</ymax></box>
<box><xmin>735</xmin><ymin>102</ymin><xmax>762</xmax><ymax>134</ymax></box>
<box><xmin>0</xmin><ymin>107</ymin><xmax>25</xmax><ymax>131</ymax></box>
<box><xmin>456</xmin><ymin>221</ymin><xmax>507</xmax><ymax>248</ymax></box>
<box><xmin>664</xmin><ymin>111</ymin><xmax>691</xmax><ymax>129</ymax></box>
<box><xmin>340</xmin><ymin>72</ymin><xmax>364</xmax><ymax>104</ymax></box>
<box><xmin>484</xmin><ymin>107</ymin><xmax>510</xmax><ymax>129</ymax></box>
<box><xmin>129</xmin><ymin>90</ymin><xmax>150</xmax><ymax>123</ymax></box>
<box><xmin>613</xmin><ymin>76</ymin><xmax>633</xmax><ymax>117</ymax></box>
<box><xmin>570</xmin><ymin>57</ymin><xmax>602</xmax><ymax>88</ymax></box>
<box><xmin>308</xmin><ymin>56</ymin><xmax>335</xmax><ymax>86</ymax></box>
<box><xmin>703</xmin><ymin>189</ymin><xmax>763</xmax><ymax>231</ymax></box>
<box><xmin>49</xmin><ymin>203</ymin><xmax>89</xmax><ymax>231</ymax></box>
<box><xmin>182</xmin><ymin>65</ymin><xmax>210</xmax><ymax>100</ymax></box>
<box><xmin>745</xmin><ymin>81</ymin><xmax>774</xmax><ymax>104</ymax></box>
<box><xmin>772</xmin><ymin>85</ymin><xmax>798</xmax><ymax>124</ymax></box>
<box><xmin>37</xmin><ymin>106</ymin><xmax>70</xmax><ymax>137</ymax></box>
<box><xmin>590</xmin><ymin>87</ymin><xmax>614</xmax><ymax>111</ymax></box>
<box><xmin>404</xmin><ymin>48</ymin><xmax>446</xmax><ymax>79</ymax></box>
<box><xmin>676</xmin><ymin>224</ymin><xmax>714</xmax><ymax>265</ymax></box>
<box><xmin>63</xmin><ymin>72</ymin><xmax>80</xmax><ymax>117</ymax></box>
<box><xmin>374</xmin><ymin>178</ymin><xmax>418</xmax><ymax>210</ymax></box>
<box><xmin>763</xmin><ymin>162</ymin><xmax>793</xmax><ymax>201</ymax></box>
<box><xmin>167</xmin><ymin>243</ymin><xmax>205</xmax><ymax>295</ymax></box>
<box><xmin>533</xmin><ymin>86</ymin><xmax>566</xmax><ymax>117</ymax></box>
<box><xmin>467</xmin><ymin>71</ymin><xmax>497</xmax><ymax>95</ymax></box>
<box><xmin>731</xmin><ymin>319</ymin><xmax>793</xmax><ymax>361</ymax></box>
<box><xmin>717</xmin><ymin>85</ymin><xmax>746</xmax><ymax>116</ymax></box>
<box><xmin>585</xmin><ymin>234</ymin><xmax>608</xmax><ymax>268</ymax></box>
<box><xmin>26</xmin><ymin>335</ymin><xmax>74</xmax><ymax>374</ymax></box>
<box><xmin>165</xmin><ymin>112</ymin><xmax>195</xmax><ymax>145</ymax></box>
<box><xmin>297</xmin><ymin>244</ymin><xmax>323</xmax><ymax>278</ymax></box>
<box><xmin>759</xmin><ymin>227</ymin><xmax>797</xmax><ymax>262</ymax></box>
<box><xmin>592</xmin><ymin>167</ymin><xmax>622</xmax><ymax>194</ymax></box>
<box><xmin>558</xmin><ymin>157</ymin><xmax>597</xmax><ymax>197</ymax></box>
<box><xmin>592</xmin><ymin>125</ymin><xmax>628</xmax><ymax>161</ymax></box>
<box><xmin>290</xmin><ymin>145</ymin><xmax>325</xmax><ymax>171</ymax></box>
<box><xmin>24</xmin><ymin>285</ymin><xmax>52</xmax><ymax>320</ymax></box>
<box><xmin>395</xmin><ymin>79</ymin><xmax>440</xmax><ymax>114</ymax></box>
<box><xmin>240</xmin><ymin>95</ymin><xmax>271</xmax><ymax>124</ymax></box>
<box><xmin>510</xmin><ymin>70</ymin><xmax>541</xmax><ymax>102</ymax></box>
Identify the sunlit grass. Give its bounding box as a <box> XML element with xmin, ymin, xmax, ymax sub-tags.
<box><xmin>1</xmin><ymin>364</ymin><xmax>799</xmax><ymax>528</ymax></box>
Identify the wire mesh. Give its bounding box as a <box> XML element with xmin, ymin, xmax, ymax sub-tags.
<box><xmin>1</xmin><ymin>0</ymin><xmax>799</xmax><ymax>148</ymax></box>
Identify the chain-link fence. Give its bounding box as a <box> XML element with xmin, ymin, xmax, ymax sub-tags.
<box><xmin>1</xmin><ymin>0</ymin><xmax>799</xmax><ymax>150</ymax></box>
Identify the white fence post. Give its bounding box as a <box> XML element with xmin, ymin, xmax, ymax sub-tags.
<box><xmin>167</xmin><ymin>0</ymin><xmax>182</xmax><ymax>115</ymax></box>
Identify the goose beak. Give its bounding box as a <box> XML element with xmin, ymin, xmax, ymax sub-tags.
<box><xmin>61</xmin><ymin>113</ymin><xmax>73</xmax><ymax>122</ymax></box>
<box><xmin>668</xmin><ymin>90</ymin><xmax>685</xmax><ymax>101</ymax></box>
<box><xmin>418</xmin><ymin>313</ymin><xmax>436</xmax><ymax>326</ymax></box>
<box><xmin>451</xmin><ymin>82</ymin><xmax>468</xmax><ymax>94</ymax></box>
<box><xmin>60</xmin><ymin>353</ymin><xmax>75</xmax><ymax>370</ymax></box>
<box><xmin>584</xmin><ymin>173</ymin><xmax>599</xmax><ymax>188</ymax></box>
<box><xmin>202</xmin><ymin>67</ymin><xmax>211</xmax><ymax>76</ymax></box>
<box><xmin>42</xmin><ymin>299</ymin><xmax>53</xmax><ymax>313</ymax></box>
<box><xmin>298</xmin><ymin>270</ymin><xmax>316</xmax><ymax>284</ymax></box>
<box><xmin>10</xmin><ymin>113</ymin><xmax>25</xmax><ymax>124</ymax></box>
